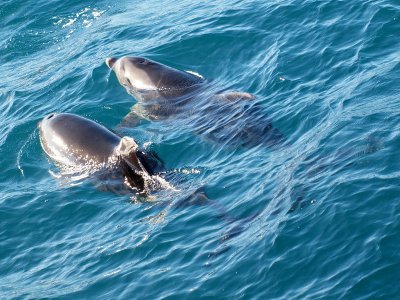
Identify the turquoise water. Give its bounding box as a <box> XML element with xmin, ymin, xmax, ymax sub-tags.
<box><xmin>1</xmin><ymin>0</ymin><xmax>400</xmax><ymax>298</ymax></box>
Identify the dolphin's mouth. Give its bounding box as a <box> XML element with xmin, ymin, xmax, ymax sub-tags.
<box><xmin>114</xmin><ymin>136</ymin><xmax>152</xmax><ymax>193</ymax></box>
<box><xmin>105</xmin><ymin>57</ymin><xmax>117</xmax><ymax>69</ymax></box>
<box><xmin>114</xmin><ymin>137</ymin><xmax>146</xmax><ymax>172</ymax></box>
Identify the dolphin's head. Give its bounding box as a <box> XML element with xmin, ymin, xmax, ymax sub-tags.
<box><xmin>39</xmin><ymin>113</ymin><xmax>151</xmax><ymax>192</ymax></box>
<box><xmin>106</xmin><ymin>56</ymin><xmax>204</xmax><ymax>98</ymax></box>
<box><xmin>39</xmin><ymin>113</ymin><xmax>121</xmax><ymax>167</ymax></box>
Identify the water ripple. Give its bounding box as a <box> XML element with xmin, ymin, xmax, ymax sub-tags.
<box><xmin>1</xmin><ymin>0</ymin><xmax>399</xmax><ymax>298</ymax></box>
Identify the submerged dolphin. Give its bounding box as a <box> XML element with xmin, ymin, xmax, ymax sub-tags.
<box><xmin>106</xmin><ymin>56</ymin><xmax>284</xmax><ymax>148</ymax></box>
<box><xmin>39</xmin><ymin>113</ymin><xmax>162</xmax><ymax>194</ymax></box>
<box><xmin>39</xmin><ymin>113</ymin><xmax>260</xmax><ymax>247</ymax></box>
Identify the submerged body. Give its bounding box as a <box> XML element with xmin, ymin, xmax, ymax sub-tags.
<box><xmin>39</xmin><ymin>113</ymin><xmax>162</xmax><ymax>193</ymax></box>
<box><xmin>106</xmin><ymin>56</ymin><xmax>284</xmax><ymax>148</ymax></box>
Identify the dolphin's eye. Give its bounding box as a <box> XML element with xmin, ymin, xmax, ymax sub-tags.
<box><xmin>126</xmin><ymin>78</ymin><xmax>132</xmax><ymax>86</ymax></box>
<box><xmin>137</xmin><ymin>58</ymin><xmax>147</xmax><ymax>64</ymax></box>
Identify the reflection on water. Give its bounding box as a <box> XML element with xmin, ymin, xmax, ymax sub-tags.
<box><xmin>0</xmin><ymin>0</ymin><xmax>399</xmax><ymax>298</ymax></box>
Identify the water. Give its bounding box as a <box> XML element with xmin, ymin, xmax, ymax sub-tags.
<box><xmin>1</xmin><ymin>0</ymin><xmax>399</xmax><ymax>298</ymax></box>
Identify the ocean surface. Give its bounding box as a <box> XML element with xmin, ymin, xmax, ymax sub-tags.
<box><xmin>1</xmin><ymin>0</ymin><xmax>399</xmax><ymax>298</ymax></box>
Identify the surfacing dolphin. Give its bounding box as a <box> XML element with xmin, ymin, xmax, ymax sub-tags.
<box><xmin>39</xmin><ymin>113</ymin><xmax>262</xmax><ymax>255</ymax></box>
<box><xmin>39</xmin><ymin>113</ymin><xmax>163</xmax><ymax>194</ymax></box>
<box><xmin>106</xmin><ymin>56</ymin><xmax>285</xmax><ymax>148</ymax></box>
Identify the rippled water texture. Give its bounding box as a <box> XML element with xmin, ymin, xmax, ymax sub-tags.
<box><xmin>1</xmin><ymin>0</ymin><xmax>399</xmax><ymax>298</ymax></box>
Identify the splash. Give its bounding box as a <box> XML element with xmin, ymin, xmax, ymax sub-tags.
<box><xmin>16</xmin><ymin>129</ymin><xmax>37</xmax><ymax>177</ymax></box>
<box><xmin>52</xmin><ymin>7</ymin><xmax>106</xmax><ymax>38</ymax></box>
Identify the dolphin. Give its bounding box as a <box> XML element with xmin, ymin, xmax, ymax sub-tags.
<box><xmin>39</xmin><ymin>113</ymin><xmax>260</xmax><ymax>246</ymax></box>
<box><xmin>106</xmin><ymin>56</ymin><xmax>284</xmax><ymax>148</ymax></box>
<box><xmin>39</xmin><ymin>113</ymin><xmax>162</xmax><ymax>194</ymax></box>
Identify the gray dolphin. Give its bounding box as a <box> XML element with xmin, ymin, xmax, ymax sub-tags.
<box><xmin>39</xmin><ymin>113</ymin><xmax>260</xmax><ymax>244</ymax></box>
<box><xmin>39</xmin><ymin>113</ymin><xmax>162</xmax><ymax>193</ymax></box>
<box><xmin>106</xmin><ymin>56</ymin><xmax>284</xmax><ymax>148</ymax></box>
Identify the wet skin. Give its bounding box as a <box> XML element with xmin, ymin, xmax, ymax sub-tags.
<box><xmin>106</xmin><ymin>56</ymin><xmax>285</xmax><ymax>148</ymax></box>
<box><xmin>39</xmin><ymin>113</ymin><xmax>162</xmax><ymax>193</ymax></box>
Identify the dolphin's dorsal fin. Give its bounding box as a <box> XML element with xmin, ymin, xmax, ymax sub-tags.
<box><xmin>185</xmin><ymin>70</ymin><xmax>205</xmax><ymax>80</ymax></box>
<box><xmin>215</xmin><ymin>91</ymin><xmax>256</xmax><ymax>102</ymax></box>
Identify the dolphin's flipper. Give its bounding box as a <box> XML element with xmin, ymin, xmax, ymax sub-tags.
<box><xmin>173</xmin><ymin>187</ymin><xmax>211</xmax><ymax>208</ymax></box>
<box><xmin>119</xmin><ymin>107</ymin><xmax>144</xmax><ymax>128</ymax></box>
<box><xmin>215</xmin><ymin>91</ymin><xmax>256</xmax><ymax>102</ymax></box>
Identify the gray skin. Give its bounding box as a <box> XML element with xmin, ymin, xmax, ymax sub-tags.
<box><xmin>106</xmin><ymin>57</ymin><xmax>204</xmax><ymax>100</ymax></box>
<box><xmin>39</xmin><ymin>113</ymin><xmax>155</xmax><ymax>193</ymax></box>
<box><xmin>106</xmin><ymin>56</ymin><xmax>284</xmax><ymax>148</ymax></box>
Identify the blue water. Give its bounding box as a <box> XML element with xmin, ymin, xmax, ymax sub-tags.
<box><xmin>1</xmin><ymin>0</ymin><xmax>400</xmax><ymax>298</ymax></box>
